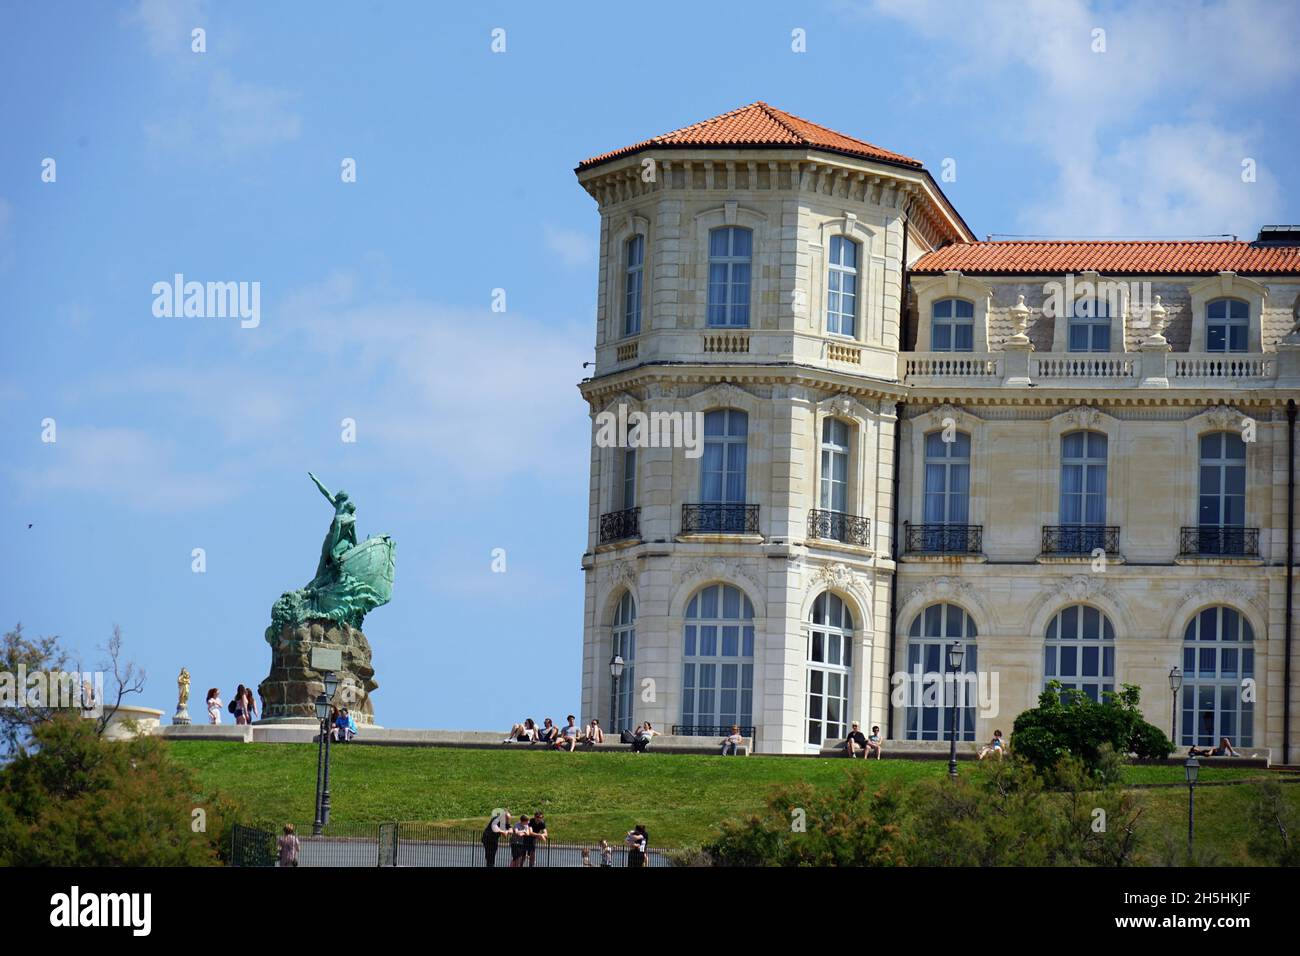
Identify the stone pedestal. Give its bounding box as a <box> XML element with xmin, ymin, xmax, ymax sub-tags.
<box><xmin>172</xmin><ymin>706</ymin><xmax>191</xmax><ymax>726</ymax></box>
<box><xmin>258</xmin><ymin>619</ymin><xmax>378</xmax><ymax>724</ymax></box>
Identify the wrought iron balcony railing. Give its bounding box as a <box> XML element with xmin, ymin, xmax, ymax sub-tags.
<box><xmin>681</xmin><ymin>503</ymin><xmax>760</xmax><ymax>535</ymax></box>
<box><xmin>903</xmin><ymin>522</ymin><xmax>983</xmax><ymax>555</ymax></box>
<box><xmin>807</xmin><ymin>509</ymin><xmax>871</xmax><ymax>547</ymax></box>
<box><xmin>1041</xmin><ymin>525</ymin><xmax>1120</xmax><ymax>555</ymax></box>
<box><xmin>598</xmin><ymin>507</ymin><xmax>640</xmax><ymax>544</ymax></box>
<box><xmin>1179</xmin><ymin>526</ymin><xmax>1260</xmax><ymax>558</ymax></box>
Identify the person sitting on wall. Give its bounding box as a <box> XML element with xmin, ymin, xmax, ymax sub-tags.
<box><xmin>503</xmin><ymin>718</ymin><xmax>537</xmax><ymax>744</ymax></box>
<box><xmin>537</xmin><ymin>717</ymin><xmax>560</xmax><ymax>746</ymax></box>
<box><xmin>977</xmin><ymin>729</ymin><xmax>1005</xmax><ymax>760</ymax></box>
<box><xmin>334</xmin><ymin>707</ymin><xmax>357</xmax><ymax>743</ymax></box>
<box><xmin>865</xmin><ymin>725</ymin><xmax>884</xmax><ymax>760</ymax></box>
<box><xmin>581</xmin><ymin>718</ymin><xmax>604</xmax><ymax>745</ymax></box>
<box><xmin>630</xmin><ymin>722</ymin><xmax>658</xmax><ymax>753</ymax></box>
<box><xmin>1189</xmin><ymin>736</ymin><xmax>1240</xmax><ymax>758</ymax></box>
<box><xmin>844</xmin><ymin>721</ymin><xmax>869</xmax><ymax>758</ymax></box>
<box><xmin>556</xmin><ymin>714</ymin><xmax>581</xmax><ymax>752</ymax></box>
<box><xmin>720</xmin><ymin>725</ymin><xmax>744</xmax><ymax>756</ymax></box>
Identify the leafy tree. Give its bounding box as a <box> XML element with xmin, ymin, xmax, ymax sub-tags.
<box><xmin>1012</xmin><ymin>682</ymin><xmax>1173</xmax><ymax>780</ymax></box>
<box><xmin>0</xmin><ymin>623</ymin><xmax>69</xmax><ymax>758</ymax></box>
<box><xmin>0</xmin><ymin>712</ymin><xmax>238</xmax><ymax>866</ymax></box>
<box><xmin>707</xmin><ymin>769</ymin><xmax>906</xmax><ymax>866</ymax></box>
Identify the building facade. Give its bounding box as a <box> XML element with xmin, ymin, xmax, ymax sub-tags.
<box><xmin>574</xmin><ymin>102</ymin><xmax>1300</xmax><ymax>758</ymax></box>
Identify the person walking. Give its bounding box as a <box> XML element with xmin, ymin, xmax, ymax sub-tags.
<box><xmin>277</xmin><ymin>824</ymin><xmax>300</xmax><ymax>868</ymax></box>
<box><xmin>481</xmin><ymin>810</ymin><xmax>511</xmax><ymax>867</ymax></box>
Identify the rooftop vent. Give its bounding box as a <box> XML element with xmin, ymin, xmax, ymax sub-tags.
<box><xmin>1257</xmin><ymin>225</ymin><xmax>1300</xmax><ymax>244</ymax></box>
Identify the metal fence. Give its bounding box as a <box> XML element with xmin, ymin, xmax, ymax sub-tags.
<box><xmin>232</xmin><ymin>822</ymin><xmax>671</xmax><ymax>867</ymax></box>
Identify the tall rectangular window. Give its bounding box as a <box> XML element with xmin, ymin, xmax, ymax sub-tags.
<box><xmin>820</xmin><ymin>418</ymin><xmax>850</xmax><ymax>513</ymax></box>
<box><xmin>707</xmin><ymin>227</ymin><xmax>752</xmax><ymax>328</ymax></box>
<box><xmin>932</xmin><ymin>299</ymin><xmax>974</xmax><ymax>351</ymax></box>
<box><xmin>1206</xmin><ymin>298</ymin><xmax>1248</xmax><ymax>353</ymax></box>
<box><xmin>701</xmin><ymin>409</ymin><xmax>748</xmax><ymax>503</ymax></box>
<box><xmin>622</xmin><ymin>449</ymin><xmax>636</xmax><ymax>511</ymax></box>
<box><xmin>1060</xmin><ymin>431</ymin><xmax>1107</xmax><ymax>524</ymax></box>
<box><xmin>1068</xmin><ymin>297</ymin><xmax>1110</xmax><ymax>352</ymax></box>
<box><xmin>826</xmin><ymin>236</ymin><xmax>858</xmax><ymax>337</ymax></box>
<box><xmin>623</xmin><ymin>234</ymin><xmax>644</xmax><ymax>337</ymax></box>
<box><xmin>923</xmin><ymin>431</ymin><xmax>970</xmax><ymax>524</ymax></box>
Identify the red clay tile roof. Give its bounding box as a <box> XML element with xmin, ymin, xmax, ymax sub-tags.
<box><xmin>578</xmin><ymin>102</ymin><xmax>922</xmax><ymax>171</ymax></box>
<box><xmin>912</xmin><ymin>240</ymin><xmax>1300</xmax><ymax>276</ymax></box>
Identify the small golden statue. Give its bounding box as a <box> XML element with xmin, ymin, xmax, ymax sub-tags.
<box><xmin>173</xmin><ymin>667</ymin><xmax>192</xmax><ymax>726</ymax></box>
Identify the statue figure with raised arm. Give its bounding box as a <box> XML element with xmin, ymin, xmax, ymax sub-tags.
<box><xmin>261</xmin><ymin>473</ymin><xmax>395</xmax><ymax>724</ymax></box>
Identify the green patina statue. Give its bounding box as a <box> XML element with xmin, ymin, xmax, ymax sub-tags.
<box><xmin>267</xmin><ymin>473</ymin><xmax>397</xmax><ymax>634</ymax></box>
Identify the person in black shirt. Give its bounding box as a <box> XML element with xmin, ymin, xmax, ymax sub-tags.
<box><xmin>480</xmin><ymin>809</ymin><xmax>511</xmax><ymax>867</ymax></box>
<box><xmin>845</xmin><ymin>721</ymin><xmax>868</xmax><ymax>758</ymax></box>
<box><xmin>526</xmin><ymin>812</ymin><xmax>548</xmax><ymax>867</ymax></box>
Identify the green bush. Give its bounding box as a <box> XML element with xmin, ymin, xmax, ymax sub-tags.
<box><xmin>1012</xmin><ymin>682</ymin><xmax>1173</xmax><ymax>780</ymax></box>
<box><xmin>0</xmin><ymin>713</ymin><xmax>241</xmax><ymax>866</ymax></box>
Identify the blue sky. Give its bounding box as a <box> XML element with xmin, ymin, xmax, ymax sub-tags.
<box><xmin>2</xmin><ymin>0</ymin><xmax>1298</xmax><ymax>731</ymax></box>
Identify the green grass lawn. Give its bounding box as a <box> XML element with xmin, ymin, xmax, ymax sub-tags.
<box><xmin>169</xmin><ymin>740</ymin><xmax>1294</xmax><ymax>861</ymax></box>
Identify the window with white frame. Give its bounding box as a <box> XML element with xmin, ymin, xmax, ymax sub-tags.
<box><xmin>820</xmin><ymin>418</ymin><xmax>850</xmax><ymax>513</ymax></box>
<box><xmin>707</xmin><ymin>227</ymin><xmax>752</xmax><ymax>327</ymax></box>
<box><xmin>1206</xmin><ymin>298</ymin><xmax>1248</xmax><ymax>353</ymax></box>
<box><xmin>1181</xmin><ymin>606</ymin><xmax>1254</xmax><ymax>747</ymax></box>
<box><xmin>611</xmin><ymin>591</ymin><xmax>636</xmax><ymax>732</ymax></box>
<box><xmin>826</xmin><ymin>236</ymin><xmax>858</xmax><ymax>337</ymax></box>
<box><xmin>682</xmin><ymin>584</ymin><xmax>755</xmax><ymax>731</ymax></box>
<box><xmin>622</xmin><ymin>448</ymin><xmax>637</xmax><ymax>511</ymax></box>
<box><xmin>701</xmin><ymin>409</ymin><xmax>748</xmax><ymax>504</ymax></box>
<box><xmin>806</xmin><ymin>592</ymin><xmax>853</xmax><ymax>746</ymax></box>
<box><xmin>932</xmin><ymin>298</ymin><xmax>974</xmax><ymax>352</ymax></box>
<box><xmin>904</xmin><ymin>603</ymin><xmax>978</xmax><ymax>742</ymax></box>
<box><xmin>623</xmin><ymin>234</ymin><xmax>644</xmax><ymax>337</ymax></box>
<box><xmin>1060</xmin><ymin>431</ymin><xmax>1107</xmax><ymax>524</ymax></box>
<box><xmin>1068</xmin><ymin>297</ymin><xmax>1111</xmax><ymax>352</ymax></box>
<box><xmin>1199</xmin><ymin>432</ymin><xmax>1246</xmax><ymax>529</ymax></box>
<box><xmin>1044</xmin><ymin>604</ymin><xmax>1115</xmax><ymax>703</ymax></box>
<box><xmin>923</xmin><ymin>430</ymin><xmax>971</xmax><ymax>524</ymax></box>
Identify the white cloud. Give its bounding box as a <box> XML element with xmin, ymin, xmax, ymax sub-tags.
<box><xmin>543</xmin><ymin>225</ymin><xmax>597</xmax><ymax>268</ymax></box>
<box><xmin>15</xmin><ymin>425</ymin><xmax>240</xmax><ymax>511</ymax></box>
<box><xmin>855</xmin><ymin>0</ymin><xmax>1300</xmax><ymax>236</ymax></box>
<box><xmin>128</xmin><ymin>0</ymin><xmax>206</xmax><ymax>59</ymax></box>
<box><xmin>209</xmin><ymin>70</ymin><xmax>302</xmax><ymax>154</ymax></box>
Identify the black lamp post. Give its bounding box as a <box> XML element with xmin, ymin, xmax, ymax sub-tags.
<box><xmin>609</xmin><ymin>654</ymin><xmax>625</xmax><ymax>732</ymax></box>
<box><xmin>947</xmin><ymin>641</ymin><xmax>966</xmax><ymax>778</ymax></box>
<box><xmin>1168</xmin><ymin>667</ymin><xmax>1183</xmax><ymax>743</ymax></box>
<box><xmin>1184</xmin><ymin>755</ymin><xmax>1199</xmax><ymax>858</ymax></box>
<box><xmin>312</xmin><ymin>670</ymin><xmax>339</xmax><ymax>836</ymax></box>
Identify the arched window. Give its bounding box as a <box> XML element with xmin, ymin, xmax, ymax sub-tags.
<box><xmin>707</xmin><ymin>226</ymin><xmax>752</xmax><ymax>328</ymax></box>
<box><xmin>1206</xmin><ymin>298</ymin><xmax>1248</xmax><ymax>353</ymax></box>
<box><xmin>1044</xmin><ymin>604</ymin><xmax>1115</xmax><ymax>702</ymax></box>
<box><xmin>807</xmin><ymin>592</ymin><xmax>853</xmax><ymax>746</ymax></box>
<box><xmin>611</xmin><ymin>592</ymin><xmax>637</xmax><ymax>732</ymax></box>
<box><xmin>1182</xmin><ymin>606</ymin><xmax>1254</xmax><ymax>747</ymax></box>
<box><xmin>1068</xmin><ymin>297</ymin><xmax>1110</xmax><ymax>352</ymax></box>
<box><xmin>623</xmin><ymin>234</ymin><xmax>644</xmax><ymax>337</ymax></box>
<box><xmin>932</xmin><ymin>298</ymin><xmax>974</xmax><ymax>352</ymax></box>
<box><xmin>905</xmin><ymin>603</ymin><xmax>978</xmax><ymax>741</ymax></box>
<box><xmin>827</xmin><ymin>236</ymin><xmax>858</xmax><ymax>337</ymax></box>
<box><xmin>682</xmin><ymin>584</ymin><xmax>755</xmax><ymax>733</ymax></box>
<box><xmin>701</xmin><ymin>409</ymin><xmax>748</xmax><ymax>504</ymax></box>
<box><xmin>820</xmin><ymin>418</ymin><xmax>850</xmax><ymax>513</ymax></box>
<box><xmin>1060</xmin><ymin>431</ymin><xmax>1107</xmax><ymax>525</ymax></box>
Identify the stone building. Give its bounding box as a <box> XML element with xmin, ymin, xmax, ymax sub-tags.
<box><xmin>574</xmin><ymin>102</ymin><xmax>1300</xmax><ymax>758</ymax></box>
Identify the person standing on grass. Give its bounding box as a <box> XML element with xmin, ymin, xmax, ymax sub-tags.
<box><xmin>278</xmin><ymin>824</ymin><xmax>300</xmax><ymax>868</ymax></box>
<box><xmin>481</xmin><ymin>810</ymin><xmax>511</xmax><ymax>867</ymax></box>
<box><xmin>509</xmin><ymin>814</ymin><xmax>531</xmax><ymax>868</ymax></box>
<box><xmin>526</xmin><ymin>812</ymin><xmax>548</xmax><ymax>867</ymax></box>
<box><xmin>206</xmin><ymin>688</ymin><xmax>222</xmax><ymax>725</ymax></box>
<box><xmin>625</xmin><ymin>824</ymin><xmax>648</xmax><ymax>867</ymax></box>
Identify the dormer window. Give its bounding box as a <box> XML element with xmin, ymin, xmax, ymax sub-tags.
<box><xmin>932</xmin><ymin>299</ymin><xmax>974</xmax><ymax>352</ymax></box>
<box><xmin>1068</xmin><ymin>297</ymin><xmax>1110</xmax><ymax>352</ymax></box>
<box><xmin>1206</xmin><ymin>298</ymin><xmax>1248</xmax><ymax>353</ymax></box>
<box><xmin>826</xmin><ymin>236</ymin><xmax>858</xmax><ymax>337</ymax></box>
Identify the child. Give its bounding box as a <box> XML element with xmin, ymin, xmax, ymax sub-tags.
<box><xmin>278</xmin><ymin>824</ymin><xmax>300</xmax><ymax>868</ymax></box>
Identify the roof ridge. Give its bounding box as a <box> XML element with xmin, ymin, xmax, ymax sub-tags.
<box><xmin>756</xmin><ymin>102</ymin><xmax>807</xmax><ymax>144</ymax></box>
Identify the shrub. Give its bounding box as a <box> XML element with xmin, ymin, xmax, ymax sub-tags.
<box><xmin>1012</xmin><ymin>682</ymin><xmax>1173</xmax><ymax>779</ymax></box>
